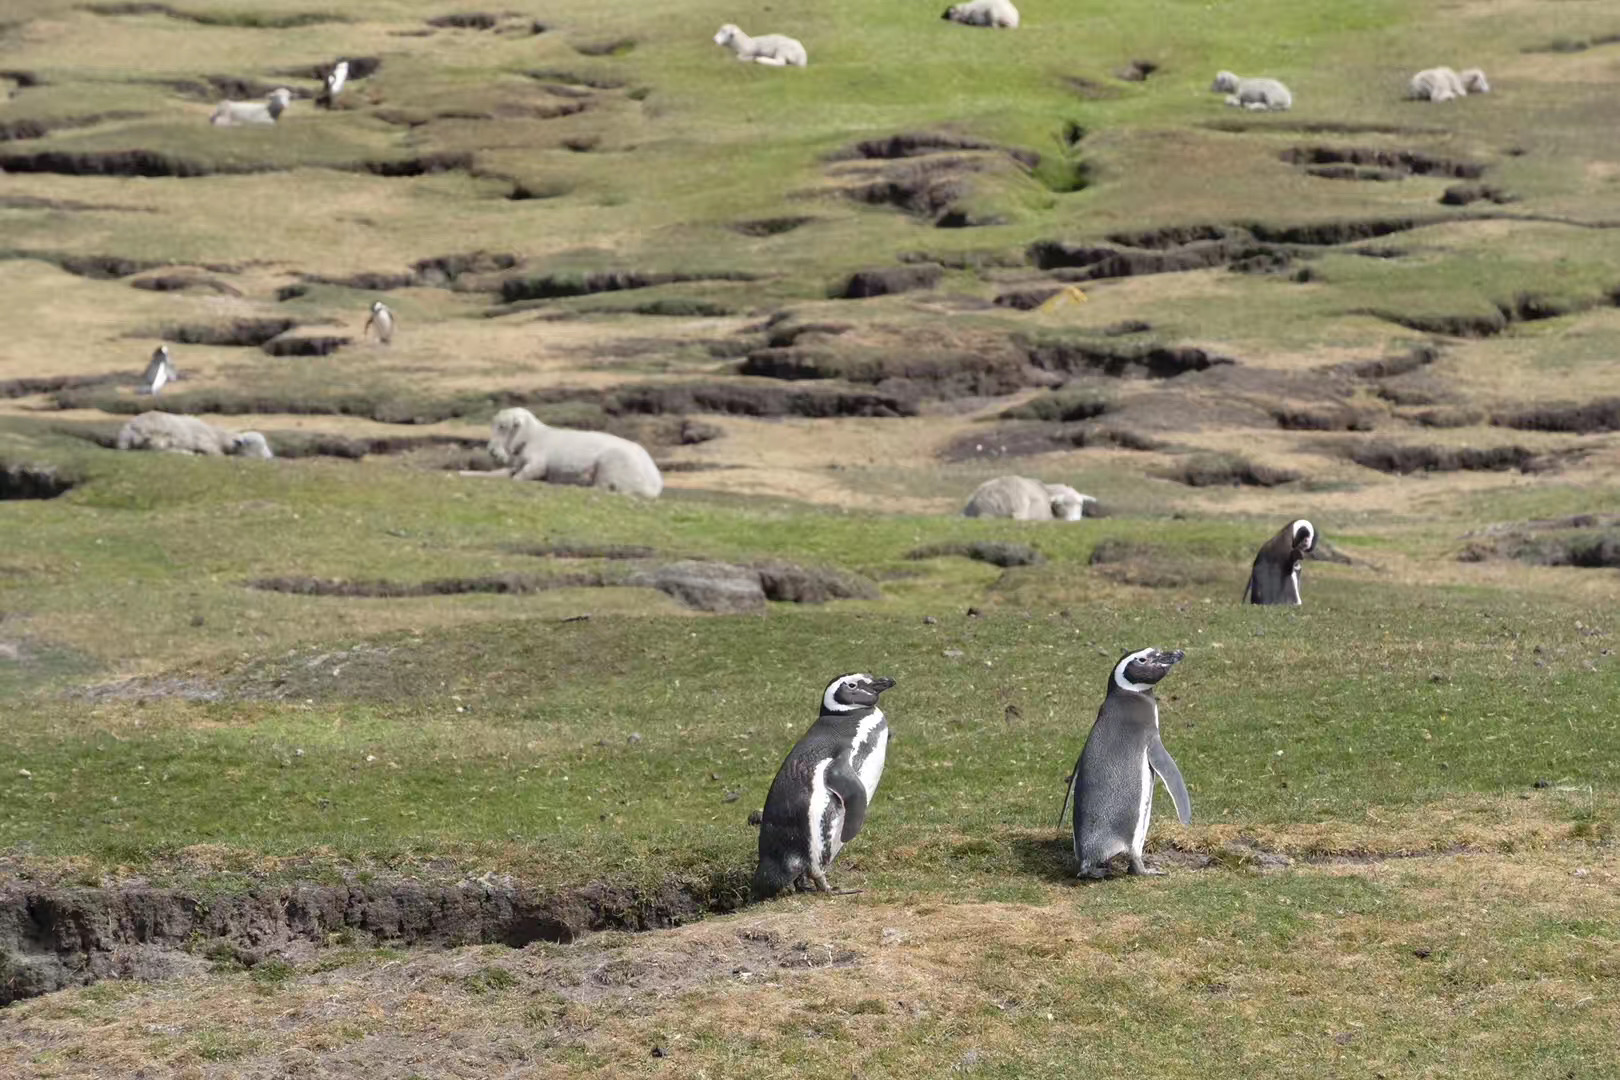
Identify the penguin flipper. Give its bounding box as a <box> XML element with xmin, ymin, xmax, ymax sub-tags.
<box><xmin>1148</xmin><ymin>739</ymin><xmax>1192</xmax><ymax>825</ymax></box>
<box><xmin>825</xmin><ymin>761</ymin><xmax>869</xmax><ymax>842</ymax></box>
<box><xmin>1055</xmin><ymin>754</ymin><xmax>1082</xmax><ymax>827</ymax></box>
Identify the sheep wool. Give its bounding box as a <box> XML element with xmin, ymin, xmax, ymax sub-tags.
<box><xmin>713</xmin><ymin>24</ymin><xmax>808</xmax><ymax>67</ymax></box>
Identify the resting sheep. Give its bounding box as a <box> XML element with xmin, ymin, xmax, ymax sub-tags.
<box><xmin>482</xmin><ymin>407</ymin><xmax>663</xmax><ymax>497</ymax></box>
<box><xmin>942</xmin><ymin>0</ymin><xmax>1020</xmax><ymax>29</ymax></box>
<box><xmin>116</xmin><ymin>411</ymin><xmax>273</xmax><ymax>459</ymax></box>
<box><xmin>1459</xmin><ymin>68</ymin><xmax>1490</xmax><ymax>94</ymax></box>
<box><xmin>210</xmin><ymin>87</ymin><xmax>292</xmax><ymax>126</ymax></box>
<box><xmin>963</xmin><ymin>475</ymin><xmax>1092</xmax><ymax>521</ymax></box>
<box><xmin>713</xmin><ymin>24</ymin><xmax>808</xmax><ymax>67</ymax></box>
<box><xmin>1211</xmin><ymin>71</ymin><xmax>1292</xmax><ymax>112</ymax></box>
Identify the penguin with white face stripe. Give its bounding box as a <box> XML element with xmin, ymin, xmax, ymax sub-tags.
<box><xmin>753</xmin><ymin>673</ymin><xmax>897</xmax><ymax>898</ymax></box>
<box><xmin>1244</xmin><ymin>519</ymin><xmax>1317</xmax><ymax>605</ymax></box>
<box><xmin>1059</xmin><ymin>648</ymin><xmax>1192</xmax><ymax>878</ymax></box>
<box><xmin>364</xmin><ymin>300</ymin><xmax>394</xmax><ymax>345</ymax></box>
<box><xmin>138</xmin><ymin>345</ymin><xmax>175</xmax><ymax>396</ymax></box>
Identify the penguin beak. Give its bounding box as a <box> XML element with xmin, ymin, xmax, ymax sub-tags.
<box><xmin>870</xmin><ymin>676</ymin><xmax>896</xmax><ymax>693</ymax></box>
<box><xmin>1158</xmin><ymin>649</ymin><xmax>1185</xmax><ymax>665</ymax></box>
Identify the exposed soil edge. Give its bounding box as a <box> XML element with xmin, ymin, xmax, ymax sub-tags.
<box><xmin>0</xmin><ymin>874</ymin><xmax>745</xmax><ymax>1005</ymax></box>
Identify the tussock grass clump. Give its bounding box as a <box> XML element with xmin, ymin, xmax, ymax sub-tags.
<box><xmin>1345</xmin><ymin>441</ymin><xmax>1546</xmax><ymax>475</ymax></box>
<box><xmin>1164</xmin><ymin>454</ymin><xmax>1300</xmax><ymax>487</ymax></box>
<box><xmin>1000</xmin><ymin>388</ymin><xmax>1112</xmax><ymax>423</ymax></box>
<box><xmin>1493</xmin><ymin>398</ymin><xmax>1620</xmax><ymax>434</ymax></box>
<box><xmin>246</xmin><ymin>573</ymin><xmax>606</xmax><ymax>597</ymax></box>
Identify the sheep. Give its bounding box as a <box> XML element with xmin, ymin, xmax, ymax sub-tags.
<box><xmin>1210</xmin><ymin>71</ymin><xmax>1292</xmax><ymax>112</ymax></box>
<box><xmin>115</xmin><ymin>412</ymin><xmax>273</xmax><ymax>459</ymax></box>
<box><xmin>962</xmin><ymin>475</ymin><xmax>1093</xmax><ymax>521</ymax></box>
<box><xmin>941</xmin><ymin>0</ymin><xmax>1020</xmax><ymax>29</ymax></box>
<box><xmin>1459</xmin><ymin>67</ymin><xmax>1490</xmax><ymax>94</ymax></box>
<box><xmin>1408</xmin><ymin>66</ymin><xmax>1468</xmax><ymax>102</ymax></box>
<box><xmin>210</xmin><ymin>87</ymin><xmax>293</xmax><ymax>126</ymax></box>
<box><xmin>713</xmin><ymin>24</ymin><xmax>808</xmax><ymax>67</ymax></box>
<box><xmin>481</xmin><ymin>407</ymin><xmax>663</xmax><ymax>497</ymax></box>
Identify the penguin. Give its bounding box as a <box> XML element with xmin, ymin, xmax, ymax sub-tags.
<box><xmin>363</xmin><ymin>300</ymin><xmax>394</xmax><ymax>344</ymax></box>
<box><xmin>1243</xmin><ymin>518</ymin><xmax>1317</xmax><ymax>605</ymax></box>
<box><xmin>138</xmin><ymin>345</ymin><xmax>174</xmax><ymax>396</ymax></box>
<box><xmin>1059</xmin><ymin>647</ymin><xmax>1191</xmax><ymax>878</ymax></box>
<box><xmin>753</xmin><ymin>673</ymin><xmax>896</xmax><ymax>898</ymax></box>
<box><xmin>318</xmin><ymin>59</ymin><xmax>348</xmax><ymax>109</ymax></box>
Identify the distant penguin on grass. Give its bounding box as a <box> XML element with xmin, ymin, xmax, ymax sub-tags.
<box><xmin>754</xmin><ymin>673</ymin><xmax>896</xmax><ymax>898</ymax></box>
<box><xmin>1244</xmin><ymin>518</ymin><xmax>1317</xmax><ymax>605</ymax></box>
<box><xmin>138</xmin><ymin>345</ymin><xmax>175</xmax><ymax>396</ymax></box>
<box><xmin>364</xmin><ymin>300</ymin><xmax>394</xmax><ymax>344</ymax></box>
<box><xmin>1059</xmin><ymin>648</ymin><xmax>1192</xmax><ymax>879</ymax></box>
<box><xmin>318</xmin><ymin>59</ymin><xmax>349</xmax><ymax>108</ymax></box>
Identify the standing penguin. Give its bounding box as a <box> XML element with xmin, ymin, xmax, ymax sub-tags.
<box><xmin>363</xmin><ymin>300</ymin><xmax>394</xmax><ymax>345</ymax></box>
<box><xmin>138</xmin><ymin>345</ymin><xmax>175</xmax><ymax>396</ymax></box>
<box><xmin>754</xmin><ymin>673</ymin><xmax>896</xmax><ymax>898</ymax></box>
<box><xmin>1059</xmin><ymin>647</ymin><xmax>1191</xmax><ymax>878</ymax></box>
<box><xmin>318</xmin><ymin>59</ymin><xmax>348</xmax><ymax>109</ymax></box>
<box><xmin>1244</xmin><ymin>518</ymin><xmax>1317</xmax><ymax>605</ymax></box>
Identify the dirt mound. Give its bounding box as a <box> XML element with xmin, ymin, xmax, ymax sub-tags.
<box><xmin>1020</xmin><ymin>336</ymin><xmax>1236</xmax><ymax>379</ymax></box>
<box><xmin>908</xmin><ymin>542</ymin><xmax>1045</xmax><ymax>567</ymax></box>
<box><xmin>1342</xmin><ymin>440</ymin><xmax>1552</xmax><ymax>474</ymax></box>
<box><xmin>356</xmin><ymin>152</ymin><xmax>474</xmax><ymax>177</ymax></box>
<box><xmin>1281</xmin><ymin>146</ymin><xmax>1485</xmax><ymax>180</ymax></box>
<box><xmin>247</xmin><ymin>573</ymin><xmax>605</xmax><ymax>597</ymax></box>
<box><xmin>1000</xmin><ymin>388</ymin><xmax>1112</xmax><ymax>422</ymax></box>
<box><xmin>830</xmin><ymin>131</ymin><xmax>1037</xmax><ymax>168</ymax></box>
<box><xmin>426</xmin><ymin>12</ymin><xmax>500</xmax><ymax>29</ymax></box>
<box><xmin>1441</xmin><ymin>183</ymin><xmax>1517</xmax><ymax>206</ymax></box>
<box><xmin>0</xmin><ymin>463</ymin><xmax>78</xmax><ymax>500</ymax></box>
<box><xmin>1524</xmin><ymin>32</ymin><xmax>1620</xmax><ymax>54</ymax></box>
<box><xmin>1243</xmin><ymin>218</ymin><xmax>1432</xmax><ymax>245</ymax></box>
<box><xmin>1115</xmin><ymin>59</ymin><xmax>1159</xmax><ymax>82</ymax></box>
<box><xmin>1163</xmin><ymin>455</ymin><xmax>1301</xmax><ymax>487</ymax></box>
<box><xmin>1336</xmin><ymin>344</ymin><xmax>1439</xmax><ymax>378</ymax></box>
<box><xmin>1</xmin><ymin>372</ymin><xmax>126</xmax><ymax>398</ymax></box>
<box><xmin>499</xmin><ymin>269</ymin><xmax>754</xmax><ymax>303</ymax></box>
<box><xmin>0</xmin><ymin>110</ymin><xmax>143</xmax><ymax>142</ymax></box>
<box><xmin>755</xmin><ymin>561</ymin><xmax>879</xmax><ymax>603</ymax></box>
<box><xmin>0</xmin><ymin>874</ymin><xmax>743</xmax><ymax>1004</ymax></box>
<box><xmin>260</xmin><ymin>334</ymin><xmax>350</xmax><ymax>357</ymax></box>
<box><xmin>574</xmin><ymin>37</ymin><xmax>636</xmax><ymax>56</ymax></box>
<box><xmin>0</xmin><ymin>148</ymin><xmax>279</xmax><ymax>177</ymax></box>
<box><xmin>835</xmin><ymin>264</ymin><xmax>943</xmax><ymax>299</ymax></box>
<box><xmin>155</xmin><ymin>317</ymin><xmax>297</xmax><ymax>347</ymax></box>
<box><xmin>603</xmin><ymin>381</ymin><xmax>917</xmax><ymax>419</ymax></box>
<box><xmin>1493</xmin><ymin>398</ymin><xmax>1620</xmax><ymax>434</ymax></box>
<box><xmin>130</xmin><ymin>271</ymin><xmax>241</xmax><ymax>295</ymax></box>
<box><xmin>1088</xmin><ymin>539</ymin><xmax>1223</xmax><ymax>588</ymax></box>
<box><xmin>730</xmin><ymin>216</ymin><xmax>816</xmax><ymax>236</ymax></box>
<box><xmin>1270</xmin><ymin>405</ymin><xmax>1376</xmax><ymax>431</ymax></box>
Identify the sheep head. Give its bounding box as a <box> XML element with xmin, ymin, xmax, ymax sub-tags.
<box><xmin>1210</xmin><ymin>71</ymin><xmax>1239</xmax><ymax>93</ymax></box>
<box><xmin>232</xmin><ymin>432</ymin><xmax>274</xmax><ymax>459</ymax></box>
<box><xmin>488</xmin><ymin>407</ymin><xmax>540</xmax><ymax>465</ymax></box>
<box><xmin>1460</xmin><ymin>68</ymin><xmax>1489</xmax><ymax>94</ymax></box>
<box><xmin>713</xmin><ymin>24</ymin><xmax>740</xmax><ymax>47</ymax></box>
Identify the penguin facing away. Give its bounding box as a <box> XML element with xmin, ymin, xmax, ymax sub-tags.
<box><xmin>364</xmin><ymin>300</ymin><xmax>394</xmax><ymax>344</ymax></box>
<box><xmin>1244</xmin><ymin>518</ymin><xmax>1317</xmax><ymax>605</ymax></box>
<box><xmin>138</xmin><ymin>345</ymin><xmax>175</xmax><ymax>396</ymax></box>
<box><xmin>754</xmin><ymin>673</ymin><xmax>896</xmax><ymax>898</ymax></box>
<box><xmin>1060</xmin><ymin>647</ymin><xmax>1192</xmax><ymax>878</ymax></box>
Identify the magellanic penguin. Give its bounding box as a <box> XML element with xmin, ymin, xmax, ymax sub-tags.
<box><xmin>1243</xmin><ymin>518</ymin><xmax>1317</xmax><ymax>605</ymax></box>
<box><xmin>364</xmin><ymin>300</ymin><xmax>394</xmax><ymax>344</ymax></box>
<box><xmin>1059</xmin><ymin>648</ymin><xmax>1192</xmax><ymax>878</ymax></box>
<box><xmin>318</xmin><ymin>59</ymin><xmax>348</xmax><ymax>109</ymax></box>
<box><xmin>753</xmin><ymin>673</ymin><xmax>896</xmax><ymax>898</ymax></box>
<box><xmin>138</xmin><ymin>345</ymin><xmax>175</xmax><ymax>396</ymax></box>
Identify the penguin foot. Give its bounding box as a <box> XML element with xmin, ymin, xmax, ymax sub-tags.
<box><xmin>1077</xmin><ymin>866</ymin><xmax>1108</xmax><ymax>880</ymax></box>
<box><xmin>1127</xmin><ymin>859</ymin><xmax>1165</xmax><ymax>877</ymax></box>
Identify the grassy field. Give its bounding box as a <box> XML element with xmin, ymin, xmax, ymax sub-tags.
<box><xmin>2</xmin><ymin>0</ymin><xmax>1619</xmax><ymax>1076</ymax></box>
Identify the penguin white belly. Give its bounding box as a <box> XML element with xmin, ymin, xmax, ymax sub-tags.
<box><xmin>851</xmin><ymin>710</ymin><xmax>888</xmax><ymax>802</ymax></box>
<box><xmin>806</xmin><ymin>757</ymin><xmax>845</xmax><ymax>871</ymax></box>
<box><xmin>1130</xmin><ymin>748</ymin><xmax>1153</xmax><ymax>857</ymax></box>
<box><xmin>1288</xmin><ymin>563</ymin><xmax>1302</xmax><ymax>605</ymax></box>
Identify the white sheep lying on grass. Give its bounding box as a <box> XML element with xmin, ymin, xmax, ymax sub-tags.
<box><xmin>116</xmin><ymin>411</ymin><xmax>273</xmax><ymax>459</ymax></box>
<box><xmin>476</xmin><ymin>407</ymin><xmax>663</xmax><ymax>497</ymax></box>
<box><xmin>942</xmin><ymin>0</ymin><xmax>1020</xmax><ymax>29</ymax></box>
<box><xmin>963</xmin><ymin>475</ymin><xmax>1092</xmax><ymax>521</ymax></box>
<box><xmin>713</xmin><ymin>23</ymin><xmax>808</xmax><ymax>67</ymax></box>
<box><xmin>1408</xmin><ymin>67</ymin><xmax>1466</xmax><ymax>102</ymax></box>
<box><xmin>210</xmin><ymin>87</ymin><xmax>293</xmax><ymax>126</ymax></box>
<box><xmin>1211</xmin><ymin>70</ymin><xmax>1292</xmax><ymax>111</ymax></box>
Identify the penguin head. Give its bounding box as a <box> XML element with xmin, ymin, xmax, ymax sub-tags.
<box><xmin>371</xmin><ymin>301</ymin><xmax>386</xmax><ymax>314</ymax></box>
<box><xmin>1290</xmin><ymin>519</ymin><xmax>1316</xmax><ymax>554</ymax></box>
<box><xmin>1110</xmin><ymin>648</ymin><xmax>1184</xmax><ymax>694</ymax></box>
<box><xmin>821</xmin><ymin>673</ymin><xmax>896</xmax><ymax>714</ymax></box>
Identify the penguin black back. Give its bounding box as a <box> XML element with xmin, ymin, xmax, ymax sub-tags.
<box><xmin>754</xmin><ymin>673</ymin><xmax>896</xmax><ymax>898</ymax></box>
<box><xmin>1064</xmin><ymin>647</ymin><xmax>1192</xmax><ymax>878</ymax></box>
<box><xmin>1244</xmin><ymin>518</ymin><xmax>1316</xmax><ymax>605</ymax></box>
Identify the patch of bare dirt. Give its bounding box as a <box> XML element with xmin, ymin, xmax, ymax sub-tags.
<box><xmin>0</xmin><ymin>463</ymin><xmax>79</xmax><ymax>500</ymax></box>
<box><xmin>1280</xmin><ymin>146</ymin><xmax>1486</xmax><ymax>181</ymax></box>
<box><xmin>908</xmin><ymin>542</ymin><xmax>1045</xmax><ymax>567</ymax></box>
<box><xmin>1494</xmin><ymin>398</ymin><xmax>1620</xmax><ymax>434</ymax></box>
